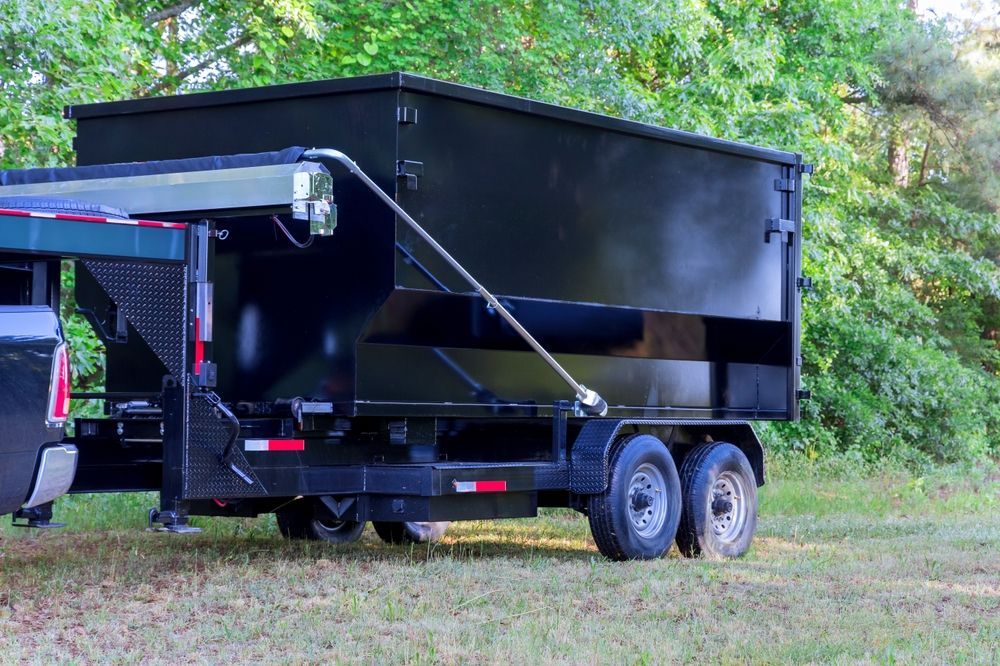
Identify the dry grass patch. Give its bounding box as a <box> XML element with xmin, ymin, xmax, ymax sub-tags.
<box><xmin>0</xmin><ymin>469</ymin><xmax>997</xmax><ymax>663</ymax></box>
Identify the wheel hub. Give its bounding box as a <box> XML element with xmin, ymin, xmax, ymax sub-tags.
<box><xmin>711</xmin><ymin>497</ymin><xmax>733</xmax><ymax>515</ymax></box>
<box><xmin>631</xmin><ymin>492</ymin><xmax>654</xmax><ymax>512</ymax></box>
<box><xmin>709</xmin><ymin>471</ymin><xmax>748</xmax><ymax>543</ymax></box>
<box><xmin>627</xmin><ymin>463</ymin><xmax>669</xmax><ymax>538</ymax></box>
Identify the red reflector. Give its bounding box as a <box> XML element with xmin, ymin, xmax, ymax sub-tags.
<box><xmin>453</xmin><ymin>480</ymin><xmax>508</xmax><ymax>493</ymax></box>
<box><xmin>193</xmin><ymin>317</ymin><xmax>204</xmax><ymax>373</ymax></box>
<box><xmin>244</xmin><ymin>439</ymin><xmax>305</xmax><ymax>452</ymax></box>
<box><xmin>268</xmin><ymin>439</ymin><xmax>305</xmax><ymax>451</ymax></box>
<box><xmin>47</xmin><ymin>343</ymin><xmax>71</xmax><ymax>424</ymax></box>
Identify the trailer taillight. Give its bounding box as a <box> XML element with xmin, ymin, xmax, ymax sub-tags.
<box><xmin>47</xmin><ymin>343</ymin><xmax>71</xmax><ymax>425</ymax></box>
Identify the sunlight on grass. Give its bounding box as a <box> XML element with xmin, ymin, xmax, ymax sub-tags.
<box><xmin>0</xmin><ymin>467</ymin><xmax>997</xmax><ymax>662</ymax></box>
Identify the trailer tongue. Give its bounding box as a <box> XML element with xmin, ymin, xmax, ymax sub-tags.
<box><xmin>0</xmin><ymin>73</ymin><xmax>807</xmax><ymax>560</ymax></box>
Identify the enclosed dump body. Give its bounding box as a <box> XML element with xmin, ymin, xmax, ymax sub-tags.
<box><xmin>0</xmin><ymin>73</ymin><xmax>807</xmax><ymax>560</ymax></box>
<box><xmin>66</xmin><ymin>72</ymin><xmax>805</xmax><ymax>422</ymax></box>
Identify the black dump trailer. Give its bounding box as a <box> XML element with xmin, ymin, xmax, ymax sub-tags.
<box><xmin>0</xmin><ymin>73</ymin><xmax>808</xmax><ymax>559</ymax></box>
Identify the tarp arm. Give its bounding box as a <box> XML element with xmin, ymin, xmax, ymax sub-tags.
<box><xmin>302</xmin><ymin>147</ymin><xmax>608</xmax><ymax>417</ymax></box>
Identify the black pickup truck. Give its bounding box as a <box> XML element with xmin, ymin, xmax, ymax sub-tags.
<box><xmin>0</xmin><ymin>303</ymin><xmax>74</xmax><ymax>520</ymax></box>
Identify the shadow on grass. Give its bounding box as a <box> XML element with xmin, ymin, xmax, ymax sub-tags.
<box><xmin>0</xmin><ymin>524</ymin><xmax>600</xmax><ymax>582</ymax></box>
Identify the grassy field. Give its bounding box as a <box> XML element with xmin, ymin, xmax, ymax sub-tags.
<box><xmin>0</xmin><ymin>466</ymin><xmax>997</xmax><ymax>664</ymax></box>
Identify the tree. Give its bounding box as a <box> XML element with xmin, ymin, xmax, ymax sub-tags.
<box><xmin>1</xmin><ymin>0</ymin><xmax>998</xmax><ymax>466</ymax></box>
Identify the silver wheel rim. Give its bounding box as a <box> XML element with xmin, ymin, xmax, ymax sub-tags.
<box><xmin>710</xmin><ymin>471</ymin><xmax>747</xmax><ymax>542</ymax></box>
<box><xmin>628</xmin><ymin>463</ymin><xmax>668</xmax><ymax>538</ymax></box>
<box><xmin>314</xmin><ymin>519</ymin><xmax>354</xmax><ymax>536</ymax></box>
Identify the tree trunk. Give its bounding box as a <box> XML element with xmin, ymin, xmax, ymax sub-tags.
<box><xmin>917</xmin><ymin>138</ymin><xmax>932</xmax><ymax>187</ymax></box>
<box><xmin>888</xmin><ymin>124</ymin><xmax>910</xmax><ymax>188</ymax></box>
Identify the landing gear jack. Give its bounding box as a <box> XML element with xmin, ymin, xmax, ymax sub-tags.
<box><xmin>148</xmin><ymin>507</ymin><xmax>203</xmax><ymax>534</ymax></box>
<box><xmin>12</xmin><ymin>502</ymin><xmax>64</xmax><ymax>529</ymax></box>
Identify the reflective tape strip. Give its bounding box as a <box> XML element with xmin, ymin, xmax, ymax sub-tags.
<box><xmin>453</xmin><ymin>480</ymin><xmax>507</xmax><ymax>493</ymax></box>
<box><xmin>0</xmin><ymin>208</ymin><xmax>186</xmax><ymax>229</ymax></box>
<box><xmin>193</xmin><ymin>317</ymin><xmax>204</xmax><ymax>374</ymax></box>
<box><xmin>244</xmin><ymin>439</ymin><xmax>305</xmax><ymax>452</ymax></box>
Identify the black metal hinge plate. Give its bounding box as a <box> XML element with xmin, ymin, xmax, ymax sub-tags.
<box><xmin>764</xmin><ymin>218</ymin><xmax>795</xmax><ymax>243</ymax></box>
<box><xmin>774</xmin><ymin>178</ymin><xmax>796</xmax><ymax>192</ymax></box>
<box><xmin>398</xmin><ymin>106</ymin><xmax>418</xmax><ymax>125</ymax></box>
<box><xmin>396</xmin><ymin>160</ymin><xmax>424</xmax><ymax>190</ymax></box>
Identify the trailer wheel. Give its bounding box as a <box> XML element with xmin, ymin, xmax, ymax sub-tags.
<box><xmin>675</xmin><ymin>442</ymin><xmax>758</xmax><ymax>558</ymax></box>
<box><xmin>275</xmin><ymin>501</ymin><xmax>365</xmax><ymax>544</ymax></box>
<box><xmin>372</xmin><ymin>521</ymin><xmax>450</xmax><ymax>544</ymax></box>
<box><xmin>587</xmin><ymin>434</ymin><xmax>682</xmax><ymax>561</ymax></box>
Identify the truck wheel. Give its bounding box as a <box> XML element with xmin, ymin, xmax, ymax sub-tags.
<box><xmin>587</xmin><ymin>434</ymin><xmax>682</xmax><ymax>561</ymax></box>
<box><xmin>275</xmin><ymin>500</ymin><xmax>365</xmax><ymax>544</ymax></box>
<box><xmin>372</xmin><ymin>521</ymin><xmax>450</xmax><ymax>544</ymax></box>
<box><xmin>675</xmin><ymin>442</ymin><xmax>758</xmax><ymax>558</ymax></box>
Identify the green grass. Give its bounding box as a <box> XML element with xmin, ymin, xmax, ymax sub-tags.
<box><xmin>0</xmin><ymin>467</ymin><xmax>997</xmax><ymax>664</ymax></box>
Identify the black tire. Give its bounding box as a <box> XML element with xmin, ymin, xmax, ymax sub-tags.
<box><xmin>676</xmin><ymin>442</ymin><xmax>758</xmax><ymax>558</ymax></box>
<box><xmin>0</xmin><ymin>196</ymin><xmax>130</xmax><ymax>220</ymax></box>
<box><xmin>372</xmin><ymin>521</ymin><xmax>450</xmax><ymax>544</ymax></box>
<box><xmin>587</xmin><ymin>433</ymin><xmax>682</xmax><ymax>561</ymax></box>
<box><xmin>275</xmin><ymin>499</ymin><xmax>365</xmax><ymax>544</ymax></box>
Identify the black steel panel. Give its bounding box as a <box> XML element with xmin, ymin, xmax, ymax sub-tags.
<box><xmin>395</xmin><ymin>90</ymin><xmax>785</xmax><ymax>320</ymax></box>
<box><xmin>73</xmin><ymin>91</ymin><xmax>400</xmax><ymax>404</ymax></box>
<box><xmin>356</xmin><ymin>344</ymin><xmax>786</xmax><ymax>419</ymax></box>
<box><xmin>363</xmin><ymin>290</ymin><xmax>791</xmax><ymax>363</ymax></box>
<box><xmin>369</xmin><ymin>492</ymin><xmax>537</xmax><ymax>522</ymax></box>
<box><xmin>68</xmin><ymin>73</ymin><xmax>796</xmax><ymax>165</ymax></box>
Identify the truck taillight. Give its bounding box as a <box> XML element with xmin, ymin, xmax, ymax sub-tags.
<box><xmin>47</xmin><ymin>343</ymin><xmax>71</xmax><ymax>425</ymax></box>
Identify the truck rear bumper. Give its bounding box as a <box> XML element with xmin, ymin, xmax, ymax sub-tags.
<box><xmin>24</xmin><ymin>444</ymin><xmax>78</xmax><ymax>508</ymax></box>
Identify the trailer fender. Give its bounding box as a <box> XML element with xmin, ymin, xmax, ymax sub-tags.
<box><xmin>570</xmin><ymin>419</ymin><xmax>764</xmax><ymax>494</ymax></box>
<box><xmin>669</xmin><ymin>423</ymin><xmax>765</xmax><ymax>487</ymax></box>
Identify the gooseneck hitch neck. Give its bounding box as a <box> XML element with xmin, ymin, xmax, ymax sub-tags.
<box><xmin>302</xmin><ymin>147</ymin><xmax>608</xmax><ymax>417</ymax></box>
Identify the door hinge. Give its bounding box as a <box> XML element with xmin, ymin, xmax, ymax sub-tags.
<box><xmin>796</xmin><ymin>276</ymin><xmax>813</xmax><ymax>291</ymax></box>
<box><xmin>799</xmin><ymin>163</ymin><xmax>814</xmax><ymax>175</ymax></box>
<box><xmin>774</xmin><ymin>178</ymin><xmax>796</xmax><ymax>192</ymax></box>
<box><xmin>396</xmin><ymin>160</ymin><xmax>424</xmax><ymax>191</ymax></box>
<box><xmin>796</xmin><ymin>388</ymin><xmax>812</xmax><ymax>401</ymax></box>
<box><xmin>397</xmin><ymin>106</ymin><xmax>418</xmax><ymax>125</ymax></box>
<box><xmin>764</xmin><ymin>218</ymin><xmax>795</xmax><ymax>243</ymax></box>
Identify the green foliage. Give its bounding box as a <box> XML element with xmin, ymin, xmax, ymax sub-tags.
<box><xmin>58</xmin><ymin>261</ymin><xmax>105</xmax><ymax>422</ymax></box>
<box><xmin>1</xmin><ymin>0</ymin><xmax>998</xmax><ymax>467</ymax></box>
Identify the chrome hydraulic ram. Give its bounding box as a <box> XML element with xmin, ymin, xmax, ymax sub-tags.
<box><xmin>302</xmin><ymin>147</ymin><xmax>608</xmax><ymax>416</ymax></box>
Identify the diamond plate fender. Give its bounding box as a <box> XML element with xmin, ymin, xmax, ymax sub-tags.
<box><xmin>569</xmin><ymin>419</ymin><xmax>761</xmax><ymax>494</ymax></box>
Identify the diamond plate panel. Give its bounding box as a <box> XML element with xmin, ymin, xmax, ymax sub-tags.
<box><xmin>570</xmin><ymin>418</ymin><xmax>752</xmax><ymax>494</ymax></box>
<box><xmin>82</xmin><ymin>260</ymin><xmax>188</xmax><ymax>379</ymax></box>
<box><xmin>183</xmin><ymin>394</ymin><xmax>266</xmax><ymax>499</ymax></box>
